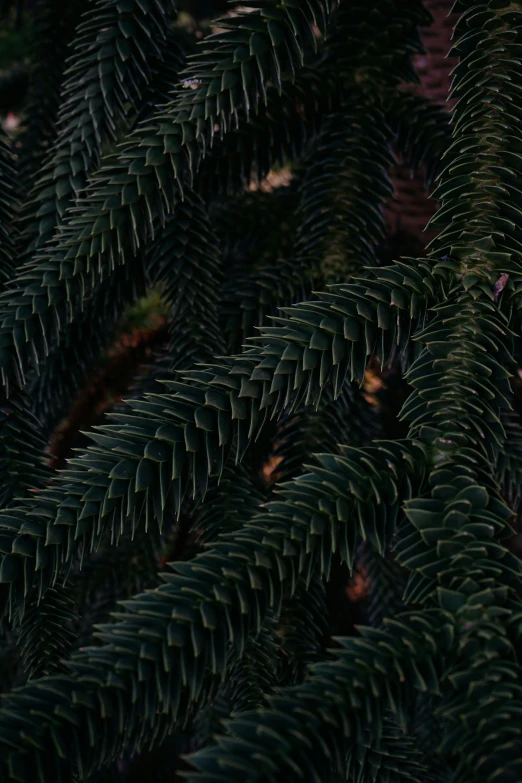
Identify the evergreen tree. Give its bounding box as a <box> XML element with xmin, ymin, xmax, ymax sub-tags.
<box><xmin>0</xmin><ymin>0</ymin><xmax>520</xmax><ymax>780</ymax></box>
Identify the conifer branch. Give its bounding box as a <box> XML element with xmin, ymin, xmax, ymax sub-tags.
<box><xmin>185</xmin><ymin>611</ymin><xmax>448</xmax><ymax>782</ymax></box>
<box><xmin>0</xmin><ymin>1</ymin><xmax>520</xmax><ymax>779</ymax></box>
<box><xmin>0</xmin><ymin>264</ymin><xmax>441</xmax><ymax>613</ymax></box>
<box><xmin>17</xmin><ymin>581</ymin><xmax>77</xmax><ymax>680</ymax></box>
<box><xmin>16</xmin><ymin>0</ymin><xmax>88</xmax><ymax>188</ymax></box>
<box><xmin>18</xmin><ymin>0</ymin><xmax>181</xmax><ymax>255</ymax></box>
<box><xmin>0</xmin><ymin>442</ymin><xmax>424</xmax><ymax>777</ymax></box>
<box><xmin>0</xmin><ymin>0</ymin><xmax>334</xmax><ymax>393</ymax></box>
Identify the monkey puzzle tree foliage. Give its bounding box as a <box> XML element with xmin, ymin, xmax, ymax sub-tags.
<box><xmin>0</xmin><ymin>0</ymin><xmax>521</xmax><ymax>780</ymax></box>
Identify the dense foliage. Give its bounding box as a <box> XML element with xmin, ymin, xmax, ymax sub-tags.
<box><xmin>0</xmin><ymin>0</ymin><xmax>521</xmax><ymax>780</ymax></box>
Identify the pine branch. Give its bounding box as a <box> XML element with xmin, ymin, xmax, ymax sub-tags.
<box><xmin>73</xmin><ymin>520</ymin><xmax>169</xmax><ymax>650</ymax></box>
<box><xmin>0</xmin><ymin>622</ymin><xmax>19</xmax><ymax>694</ymax></box>
<box><xmin>195</xmin><ymin>613</ymin><xmax>281</xmax><ymax>747</ymax></box>
<box><xmin>21</xmin><ymin>13</ymin><xmax>188</xmax><ymax>429</ymax></box>
<box><xmin>225</xmin><ymin>616</ymin><xmax>281</xmax><ymax>716</ymax></box>
<box><xmin>191</xmin><ymin>462</ymin><xmax>277</xmax><ymax>744</ymax></box>
<box><xmin>189</xmin><ymin>463</ymin><xmax>264</xmax><ymax>547</ymax></box>
<box><xmin>19</xmin><ymin>20</ymin><xmax>189</xmax><ymax>430</ymax></box>
<box><xmin>148</xmin><ymin>189</ymin><xmax>224</xmax><ymax>369</ymax></box>
<box><xmin>358</xmin><ymin>542</ymin><xmax>406</xmax><ymax>629</ymax></box>
<box><xmin>0</xmin><ymin>260</ymin><xmax>443</xmax><ymax>614</ymax></box>
<box><xmin>0</xmin><ymin>0</ymin><xmax>334</xmax><ymax>393</ymax></box>
<box><xmin>271</xmin><ymin>384</ymin><xmax>373</xmax><ymax>687</ymax></box>
<box><xmin>29</xmin><ymin>179</ymin><xmax>218</xmax><ymax>434</ymax></box>
<box><xmin>217</xmin><ymin>185</ymin><xmax>301</xmax><ymax>352</ymax></box>
<box><xmin>29</xmin><ymin>252</ymin><xmax>149</xmax><ymax>434</ymax></box>
<box><xmin>273</xmin><ymin>385</ymin><xmax>377</xmax><ymax>486</ymax></box>
<box><xmin>216</xmin><ymin>98</ymin><xmax>396</xmax><ymax>343</ymax></box>
<box><xmin>18</xmin><ymin>0</ymin><xmax>180</xmax><ymax>256</ymax></box>
<box><xmin>197</xmin><ymin>63</ymin><xmax>337</xmax><ymax>198</ymax></box>
<box><xmin>75</xmin><ymin>188</ymin><xmax>225</xmax><ymax>460</ymax></box>
<box><xmin>0</xmin><ymin>442</ymin><xmax>425</xmax><ymax>778</ymax></box>
<box><xmin>0</xmin><ymin>390</ymin><xmax>50</xmax><ymax>506</ymax></box>
<box><xmin>390</xmin><ymin>4</ymin><xmax>522</xmax><ymax>763</ymax></box>
<box><xmin>0</xmin><ymin>255</ymin><xmax>446</xmax><ymax>619</ymax></box>
<box><xmin>295</xmin><ymin>105</ymin><xmax>393</xmax><ymax>284</ymax></box>
<box><xmin>0</xmin><ymin>134</ymin><xmax>50</xmax><ymax>507</ymax></box>
<box><xmin>277</xmin><ymin>573</ymin><xmax>329</xmax><ymax>686</ymax></box>
<box><xmin>0</xmin><ymin>130</ymin><xmax>18</xmax><ymax>284</ymax></box>
<box><xmin>325</xmin><ymin>0</ymin><xmax>430</xmax><ymax>92</ymax></box>
<box><xmin>395</xmin><ymin>482</ymin><xmax>522</xmax><ymax>776</ymax></box>
<box><xmin>196</xmin><ymin>0</ymin><xmax>430</xmax><ymax>200</ymax></box>
<box><xmin>0</xmin><ymin>2</ymin><xmax>520</xmax><ymax>780</ymax></box>
<box><xmin>211</xmin><ymin>0</ymin><xmax>431</xmax><ymax>341</ymax></box>
<box><xmin>385</xmin><ymin>91</ymin><xmax>451</xmax><ymax>188</ymax></box>
<box><xmin>496</xmin><ymin>408</ymin><xmax>522</xmax><ymax>512</ymax></box>
<box><xmin>344</xmin><ymin>713</ymin><xmax>439</xmax><ymax>783</ymax></box>
<box><xmin>16</xmin><ymin>580</ymin><xmax>77</xmax><ymax>680</ymax></box>
<box><xmin>185</xmin><ymin>611</ymin><xmax>447</xmax><ymax>782</ymax></box>
<box><xmin>402</xmin><ymin>311</ymin><xmax>514</xmax><ymax>463</ymax></box>
<box><xmin>16</xmin><ymin>0</ymin><xmax>88</xmax><ymax>188</ymax></box>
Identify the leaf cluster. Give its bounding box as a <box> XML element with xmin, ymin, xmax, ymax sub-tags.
<box><xmin>0</xmin><ymin>1</ymin><xmax>521</xmax><ymax>782</ymax></box>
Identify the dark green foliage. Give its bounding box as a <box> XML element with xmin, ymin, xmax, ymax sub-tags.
<box><xmin>0</xmin><ymin>129</ymin><xmax>17</xmax><ymax>283</ymax></box>
<box><xmin>216</xmin><ymin>185</ymin><xmax>304</xmax><ymax>351</ymax></box>
<box><xmin>0</xmin><ymin>1</ymin><xmax>521</xmax><ymax>781</ymax></box>
<box><xmin>297</xmin><ymin>106</ymin><xmax>394</xmax><ymax>283</ymax></box>
<box><xmin>16</xmin><ymin>0</ymin><xmax>89</xmax><ymax>187</ymax></box>
<box><xmin>72</xmin><ymin>519</ymin><xmax>169</xmax><ymax>649</ymax></box>
<box><xmin>0</xmin><ymin>0</ymin><xmax>334</xmax><ymax>395</ymax></box>
<box><xmin>0</xmin><ymin>390</ymin><xmax>50</xmax><ymax>506</ymax></box>
<box><xmin>29</xmin><ymin>251</ymin><xmax>149</xmax><ymax>433</ymax></box>
<box><xmin>18</xmin><ymin>0</ymin><xmax>182</xmax><ymax>255</ymax></box>
<box><xmin>187</xmin><ymin>612</ymin><xmax>448</xmax><ymax>782</ymax></box>
<box><xmin>358</xmin><ymin>543</ymin><xmax>406</xmax><ymax>629</ymax></box>
<box><xmin>0</xmin><ymin>440</ymin><xmax>425</xmax><ymax>780</ymax></box>
<box><xmin>387</xmin><ymin>91</ymin><xmax>451</xmax><ymax>187</ymax></box>
<box><xmin>273</xmin><ymin>384</ymin><xmax>378</xmax><ymax>485</ymax></box>
<box><xmin>17</xmin><ymin>581</ymin><xmax>77</xmax><ymax>679</ymax></box>
<box><xmin>276</xmin><ymin>573</ymin><xmax>329</xmax><ymax>684</ymax></box>
<box><xmin>149</xmin><ymin>189</ymin><xmax>224</xmax><ymax>367</ymax></box>
<box><xmin>344</xmin><ymin>714</ymin><xmax>439</xmax><ymax>783</ymax></box>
